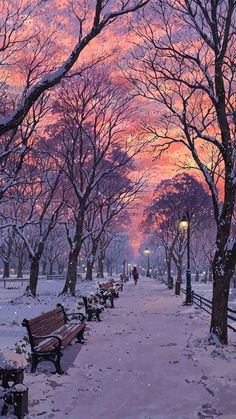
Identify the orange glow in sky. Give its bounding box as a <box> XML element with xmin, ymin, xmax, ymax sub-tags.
<box><xmin>2</xmin><ymin>0</ymin><xmax>223</xmax><ymax>258</ymax></box>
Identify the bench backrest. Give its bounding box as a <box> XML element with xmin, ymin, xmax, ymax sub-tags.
<box><xmin>98</xmin><ymin>281</ymin><xmax>113</xmax><ymax>290</ymax></box>
<box><xmin>22</xmin><ymin>306</ymin><xmax>66</xmax><ymax>347</ymax></box>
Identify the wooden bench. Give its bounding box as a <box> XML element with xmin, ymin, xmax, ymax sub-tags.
<box><xmin>113</xmin><ymin>281</ymin><xmax>123</xmax><ymax>293</ymax></box>
<box><xmin>98</xmin><ymin>280</ymin><xmax>121</xmax><ymax>302</ymax></box>
<box><xmin>120</xmin><ymin>274</ymin><xmax>129</xmax><ymax>283</ymax></box>
<box><xmin>82</xmin><ymin>296</ymin><xmax>103</xmax><ymax>322</ymax></box>
<box><xmin>22</xmin><ymin>304</ymin><xmax>86</xmax><ymax>374</ymax></box>
<box><xmin>98</xmin><ymin>289</ymin><xmax>115</xmax><ymax>308</ymax></box>
<box><xmin>98</xmin><ymin>280</ymin><xmax>114</xmax><ymax>290</ymax></box>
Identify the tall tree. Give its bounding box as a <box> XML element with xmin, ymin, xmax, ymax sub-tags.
<box><xmin>0</xmin><ymin>228</ymin><xmax>14</xmax><ymax>278</ymax></box>
<box><xmin>0</xmin><ymin>95</ymin><xmax>49</xmax><ymax>200</ymax></box>
<box><xmin>83</xmin><ymin>166</ymin><xmax>144</xmax><ymax>280</ymax></box>
<box><xmin>130</xmin><ymin>0</ymin><xmax>236</xmax><ymax>344</ymax></box>
<box><xmin>47</xmin><ymin>69</ymin><xmax>145</xmax><ymax>295</ymax></box>
<box><xmin>143</xmin><ymin>173</ymin><xmax>212</xmax><ymax>291</ymax></box>
<box><xmin>1</xmin><ymin>158</ymin><xmax>65</xmax><ymax>296</ymax></box>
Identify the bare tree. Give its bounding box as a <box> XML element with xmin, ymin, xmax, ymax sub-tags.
<box><xmin>12</xmin><ymin>235</ymin><xmax>28</xmax><ymax>278</ymax></box>
<box><xmin>96</xmin><ymin>231</ymin><xmax>114</xmax><ymax>278</ymax></box>
<box><xmin>0</xmin><ymin>95</ymin><xmax>49</xmax><ymax>200</ymax></box>
<box><xmin>143</xmin><ymin>173</ymin><xmax>213</xmax><ymax>292</ymax></box>
<box><xmin>47</xmin><ymin>69</ymin><xmax>146</xmax><ymax>295</ymax></box>
<box><xmin>104</xmin><ymin>230</ymin><xmax>132</xmax><ymax>276</ymax></box>
<box><xmin>83</xmin><ymin>166</ymin><xmax>144</xmax><ymax>280</ymax></box>
<box><xmin>44</xmin><ymin>228</ymin><xmax>68</xmax><ymax>276</ymax></box>
<box><xmin>191</xmin><ymin>218</ymin><xmax>216</xmax><ymax>282</ymax></box>
<box><xmin>0</xmin><ymin>0</ymin><xmax>149</xmax><ymax>137</ymax></box>
<box><xmin>130</xmin><ymin>0</ymin><xmax>236</xmax><ymax>344</ymax></box>
<box><xmin>2</xmin><ymin>159</ymin><xmax>65</xmax><ymax>296</ymax></box>
<box><xmin>0</xmin><ymin>227</ymin><xmax>14</xmax><ymax>278</ymax></box>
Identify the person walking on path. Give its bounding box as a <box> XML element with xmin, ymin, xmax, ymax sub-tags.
<box><xmin>132</xmin><ymin>266</ymin><xmax>139</xmax><ymax>285</ymax></box>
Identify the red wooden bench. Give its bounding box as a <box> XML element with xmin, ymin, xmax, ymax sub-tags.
<box><xmin>22</xmin><ymin>304</ymin><xmax>85</xmax><ymax>374</ymax></box>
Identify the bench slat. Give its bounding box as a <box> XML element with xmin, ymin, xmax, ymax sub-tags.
<box><xmin>31</xmin><ymin>315</ymin><xmax>65</xmax><ymax>338</ymax></box>
<box><xmin>29</xmin><ymin>307</ymin><xmax>64</xmax><ymax>326</ymax></box>
<box><xmin>35</xmin><ymin>323</ymin><xmax>85</xmax><ymax>351</ymax></box>
<box><xmin>29</xmin><ymin>311</ymin><xmax>65</xmax><ymax>338</ymax></box>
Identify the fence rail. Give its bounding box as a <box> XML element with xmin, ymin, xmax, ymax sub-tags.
<box><xmin>0</xmin><ymin>278</ymin><xmax>29</xmax><ymax>289</ymax></box>
<box><xmin>0</xmin><ymin>274</ymin><xmax>78</xmax><ymax>288</ymax></box>
<box><xmin>160</xmin><ymin>277</ymin><xmax>236</xmax><ymax>333</ymax></box>
<box><xmin>46</xmin><ymin>274</ymin><xmax>66</xmax><ymax>281</ymax></box>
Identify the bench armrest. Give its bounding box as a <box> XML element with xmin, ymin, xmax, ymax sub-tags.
<box><xmin>56</xmin><ymin>303</ymin><xmax>85</xmax><ymax>322</ymax></box>
<box><xmin>66</xmin><ymin>312</ymin><xmax>85</xmax><ymax>322</ymax></box>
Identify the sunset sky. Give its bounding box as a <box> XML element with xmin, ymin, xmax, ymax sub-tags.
<box><xmin>50</xmin><ymin>1</ymin><xmax>204</xmax><ymax>254</ymax></box>
<box><xmin>2</xmin><ymin>0</ymin><xmax>228</xmax><ymax>258</ymax></box>
<box><xmin>10</xmin><ymin>0</ymin><xmax>192</xmax><ymax>253</ymax></box>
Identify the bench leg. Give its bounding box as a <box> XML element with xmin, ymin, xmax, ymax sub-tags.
<box><xmin>31</xmin><ymin>353</ymin><xmax>39</xmax><ymax>373</ymax></box>
<box><xmin>76</xmin><ymin>328</ymin><xmax>85</xmax><ymax>344</ymax></box>
<box><xmin>110</xmin><ymin>298</ymin><xmax>114</xmax><ymax>308</ymax></box>
<box><xmin>54</xmin><ymin>351</ymin><xmax>64</xmax><ymax>375</ymax></box>
<box><xmin>96</xmin><ymin>312</ymin><xmax>101</xmax><ymax>322</ymax></box>
<box><xmin>30</xmin><ymin>351</ymin><xmax>64</xmax><ymax>374</ymax></box>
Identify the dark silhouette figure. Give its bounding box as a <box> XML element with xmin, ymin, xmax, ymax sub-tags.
<box><xmin>132</xmin><ymin>266</ymin><xmax>139</xmax><ymax>285</ymax></box>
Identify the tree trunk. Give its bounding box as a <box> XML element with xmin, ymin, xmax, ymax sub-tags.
<box><xmin>195</xmin><ymin>270</ymin><xmax>199</xmax><ymax>282</ymax></box>
<box><xmin>110</xmin><ymin>264</ymin><xmax>113</xmax><ymax>276</ymax></box>
<box><xmin>85</xmin><ymin>241</ymin><xmax>98</xmax><ymax>281</ymax></box>
<box><xmin>175</xmin><ymin>264</ymin><xmax>182</xmax><ymax>296</ymax></box>
<box><xmin>210</xmin><ymin>251</ymin><xmax>235</xmax><ymax>344</ymax></box>
<box><xmin>85</xmin><ymin>260</ymin><xmax>93</xmax><ymax>280</ymax></box>
<box><xmin>210</xmin><ymin>275</ymin><xmax>229</xmax><ymax>344</ymax></box>
<box><xmin>202</xmin><ymin>270</ymin><xmax>207</xmax><ymax>283</ymax></box>
<box><xmin>17</xmin><ymin>260</ymin><xmax>23</xmax><ymax>278</ymax></box>
<box><xmin>106</xmin><ymin>261</ymin><xmax>112</xmax><ymax>276</ymax></box>
<box><xmin>209</xmin><ymin>58</ymin><xmax>236</xmax><ymax>344</ymax></box>
<box><xmin>3</xmin><ymin>261</ymin><xmax>10</xmax><ymax>278</ymax></box>
<box><xmin>209</xmin><ymin>266</ymin><xmax>213</xmax><ymax>282</ymax></box>
<box><xmin>49</xmin><ymin>261</ymin><xmax>54</xmax><ymax>275</ymax></box>
<box><xmin>58</xmin><ymin>262</ymin><xmax>64</xmax><ymax>275</ymax></box>
<box><xmin>166</xmin><ymin>257</ymin><xmax>172</xmax><ymax>288</ymax></box>
<box><xmin>28</xmin><ymin>257</ymin><xmax>40</xmax><ymax>297</ymax></box>
<box><xmin>60</xmin><ymin>250</ymin><xmax>79</xmax><ymax>296</ymax></box>
<box><xmin>97</xmin><ymin>256</ymin><xmax>104</xmax><ymax>278</ymax></box>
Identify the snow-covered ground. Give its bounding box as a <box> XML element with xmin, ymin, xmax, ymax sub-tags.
<box><xmin>1</xmin><ymin>278</ymin><xmax>236</xmax><ymax>418</ymax></box>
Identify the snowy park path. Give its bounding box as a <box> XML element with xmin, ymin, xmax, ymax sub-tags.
<box><xmin>24</xmin><ymin>279</ymin><xmax>236</xmax><ymax>419</ymax></box>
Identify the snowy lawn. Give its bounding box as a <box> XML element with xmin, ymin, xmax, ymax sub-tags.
<box><xmin>1</xmin><ymin>278</ymin><xmax>236</xmax><ymax>418</ymax></box>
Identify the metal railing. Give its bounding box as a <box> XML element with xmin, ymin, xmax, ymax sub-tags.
<box><xmin>46</xmin><ymin>274</ymin><xmax>66</xmax><ymax>280</ymax></box>
<box><xmin>159</xmin><ymin>277</ymin><xmax>236</xmax><ymax>333</ymax></box>
<box><xmin>0</xmin><ymin>278</ymin><xmax>29</xmax><ymax>289</ymax></box>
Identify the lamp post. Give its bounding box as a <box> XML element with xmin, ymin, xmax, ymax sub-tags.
<box><xmin>179</xmin><ymin>215</ymin><xmax>192</xmax><ymax>305</ymax></box>
<box><xmin>144</xmin><ymin>247</ymin><xmax>151</xmax><ymax>278</ymax></box>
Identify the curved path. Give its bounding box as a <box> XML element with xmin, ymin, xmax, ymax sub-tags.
<box><xmin>26</xmin><ymin>279</ymin><xmax>236</xmax><ymax>419</ymax></box>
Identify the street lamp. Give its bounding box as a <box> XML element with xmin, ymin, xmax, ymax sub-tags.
<box><xmin>179</xmin><ymin>215</ymin><xmax>192</xmax><ymax>305</ymax></box>
<box><xmin>144</xmin><ymin>247</ymin><xmax>151</xmax><ymax>278</ymax></box>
